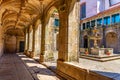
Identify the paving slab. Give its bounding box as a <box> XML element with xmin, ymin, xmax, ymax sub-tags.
<box><xmin>0</xmin><ymin>53</ymin><xmax>64</xmax><ymax>80</ymax></box>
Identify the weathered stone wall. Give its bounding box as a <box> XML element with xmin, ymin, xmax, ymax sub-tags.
<box><xmin>0</xmin><ymin>27</ymin><xmax>4</xmax><ymax>57</ymax></box>
<box><xmin>4</xmin><ymin>35</ymin><xmax>17</xmax><ymax>53</ymax></box>
<box><xmin>16</xmin><ymin>36</ymin><xmax>24</xmax><ymax>52</ymax></box>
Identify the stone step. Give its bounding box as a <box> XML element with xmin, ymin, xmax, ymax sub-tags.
<box><xmin>80</xmin><ymin>55</ymin><xmax>120</xmax><ymax>62</ymax></box>
<box><xmin>80</xmin><ymin>54</ymin><xmax>120</xmax><ymax>59</ymax></box>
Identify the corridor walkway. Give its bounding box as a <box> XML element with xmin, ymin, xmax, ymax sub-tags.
<box><xmin>0</xmin><ymin>53</ymin><xmax>64</xmax><ymax>80</ymax></box>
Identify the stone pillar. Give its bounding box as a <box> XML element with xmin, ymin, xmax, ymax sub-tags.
<box><xmin>44</xmin><ymin>17</ymin><xmax>54</xmax><ymax>61</ymax></box>
<box><xmin>40</xmin><ymin>21</ymin><xmax>46</xmax><ymax>62</ymax></box>
<box><xmin>26</xmin><ymin>27</ymin><xmax>30</xmax><ymax>56</ymax></box>
<box><xmin>31</xmin><ymin>26</ymin><xmax>36</xmax><ymax>58</ymax></box>
<box><xmin>68</xmin><ymin>2</ymin><xmax>80</xmax><ymax>62</ymax></box>
<box><xmin>35</xmin><ymin>24</ymin><xmax>41</xmax><ymax>57</ymax></box>
<box><xmin>40</xmin><ymin>17</ymin><xmax>54</xmax><ymax>62</ymax></box>
<box><xmin>57</xmin><ymin>1</ymin><xmax>80</xmax><ymax>62</ymax></box>
<box><xmin>57</xmin><ymin>7</ymin><xmax>69</xmax><ymax>62</ymax></box>
<box><xmin>30</xmin><ymin>19</ymin><xmax>41</xmax><ymax>58</ymax></box>
<box><xmin>27</xmin><ymin>25</ymin><xmax>33</xmax><ymax>56</ymax></box>
<box><xmin>54</xmin><ymin>31</ymin><xmax>59</xmax><ymax>51</ymax></box>
<box><xmin>118</xmin><ymin>24</ymin><xmax>120</xmax><ymax>53</ymax></box>
<box><xmin>24</xmin><ymin>28</ymin><xmax>28</xmax><ymax>54</ymax></box>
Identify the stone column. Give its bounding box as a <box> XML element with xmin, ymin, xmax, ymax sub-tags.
<box><xmin>57</xmin><ymin>7</ymin><xmax>69</xmax><ymax>62</ymax></box>
<box><xmin>35</xmin><ymin>19</ymin><xmax>41</xmax><ymax>57</ymax></box>
<box><xmin>24</xmin><ymin>28</ymin><xmax>28</xmax><ymax>54</ymax></box>
<box><xmin>35</xmin><ymin>24</ymin><xmax>41</xmax><ymax>57</ymax></box>
<box><xmin>26</xmin><ymin>27</ymin><xmax>30</xmax><ymax>56</ymax></box>
<box><xmin>68</xmin><ymin>2</ymin><xmax>80</xmax><ymax>62</ymax></box>
<box><xmin>40</xmin><ymin>21</ymin><xmax>46</xmax><ymax>63</ymax></box>
<box><xmin>57</xmin><ymin>1</ymin><xmax>80</xmax><ymax>62</ymax></box>
<box><xmin>40</xmin><ymin>17</ymin><xmax>54</xmax><ymax>62</ymax></box>
<box><xmin>30</xmin><ymin>20</ymin><xmax>41</xmax><ymax>58</ymax></box>
<box><xmin>118</xmin><ymin>24</ymin><xmax>120</xmax><ymax>53</ymax></box>
<box><xmin>44</xmin><ymin>17</ymin><xmax>54</xmax><ymax>61</ymax></box>
<box><xmin>27</xmin><ymin>25</ymin><xmax>33</xmax><ymax>56</ymax></box>
<box><xmin>31</xmin><ymin>26</ymin><xmax>36</xmax><ymax>58</ymax></box>
<box><xmin>54</xmin><ymin>31</ymin><xmax>59</xmax><ymax>51</ymax></box>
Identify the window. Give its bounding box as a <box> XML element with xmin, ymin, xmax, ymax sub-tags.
<box><xmin>83</xmin><ymin>23</ymin><xmax>86</xmax><ymax>30</ymax></box>
<box><xmin>97</xmin><ymin>18</ymin><xmax>102</xmax><ymax>26</ymax></box>
<box><xmin>104</xmin><ymin>16</ymin><xmax>110</xmax><ymax>25</ymax></box>
<box><xmin>109</xmin><ymin>0</ymin><xmax>120</xmax><ymax>6</ymax></box>
<box><xmin>112</xmin><ymin>14</ymin><xmax>120</xmax><ymax>24</ymax></box>
<box><xmin>80</xmin><ymin>3</ymin><xmax>86</xmax><ymax>19</ymax></box>
<box><xmin>54</xmin><ymin>19</ymin><xmax>59</xmax><ymax>27</ymax></box>
<box><xmin>91</xmin><ymin>20</ymin><xmax>95</xmax><ymax>28</ymax></box>
<box><xmin>86</xmin><ymin>22</ymin><xmax>90</xmax><ymax>29</ymax></box>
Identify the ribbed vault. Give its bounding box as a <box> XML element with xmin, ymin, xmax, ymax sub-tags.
<box><xmin>0</xmin><ymin>0</ymin><xmax>63</xmax><ymax>36</ymax></box>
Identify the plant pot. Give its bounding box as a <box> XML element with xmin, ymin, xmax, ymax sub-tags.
<box><xmin>85</xmin><ymin>51</ymin><xmax>89</xmax><ymax>55</ymax></box>
<box><xmin>106</xmin><ymin>52</ymin><xmax>110</xmax><ymax>55</ymax></box>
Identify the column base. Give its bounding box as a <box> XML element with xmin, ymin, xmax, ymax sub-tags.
<box><xmin>24</xmin><ymin>50</ymin><xmax>27</xmax><ymax>55</ymax></box>
<box><xmin>30</xmin><ymin>51</ymin><xmax>35</xmax><ymax>58</ymax></box>
<box><xmin>26</xmin><ymin>51</ymin><xmax>31</xmax><ymax>57</ymax></box>
<box><xmin>39</xmin><ymin>55</ymin><xmax>44</xmax><ymax>63</ymax></box>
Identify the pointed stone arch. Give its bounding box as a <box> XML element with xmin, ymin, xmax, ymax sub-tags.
<box><xmin>42</xmin><ymin>6</ymin><xmax>59</xmax><ymax>62</ymax></box>
<box><xmin>106</xmin><ymin>32</ymin><xmax>118</xmax><ymax>53</ymax></box>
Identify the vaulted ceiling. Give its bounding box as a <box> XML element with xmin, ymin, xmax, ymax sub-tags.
<box><xmin>0</xmin><ymin>0</ymin><xmax>60</xmax><ymax>36</ymax></box>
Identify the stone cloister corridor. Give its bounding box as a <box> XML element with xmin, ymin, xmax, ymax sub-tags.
<box><xmin>0</xmin><ymin>53</ymin><xmax>64</xmax><ymax>80</ymax></box>
<box><xmin>0</xmin><ymin>0</ymin><xmax>120</xmax><ymax>80</ymax></box>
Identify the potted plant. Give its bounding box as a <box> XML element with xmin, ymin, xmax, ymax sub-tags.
<box><xmin>85</xmin><ymin>48</ymin><xmax>89</xmax><ymax>55</ymax></box>
<box><xmin>105</xmin><ymin>49</ymin><xmax>111</xmax><ymax>55</ymax></box>
<box><xmin>101</xmin><ymin>45</ymin><xmax>104</xmax><ymax>48</ymax></box>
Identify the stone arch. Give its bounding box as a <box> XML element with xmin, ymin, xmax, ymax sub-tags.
<box><xmin>44</xmin><ymin>6</ymin><xmax>59</xmax><ymax>61</ymax></box>
<box><xmin>4</xmin><ymin>35</ymin><xmax>17</xmax><ymax>53</ymax></box>
<box><xmin>44</xmin><ymin>6</ymin><xmax>59</xmax><ymax>26</ymax></box>
<box><xmin>105</xmin><ymin>30</ymin><xmax>117</xmax><ymax>36</ymax></box>
<box><xmin>106</xmin><ymin>32</ymin><xmax>118</xmax><ymax>53</ymax></box>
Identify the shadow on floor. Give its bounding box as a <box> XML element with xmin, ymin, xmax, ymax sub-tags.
<box><xmin>92</xmin><ymin>70</ymin><xmax>120</xmax><ymax>80</ymax></box>
<box><xmin>18</xmin><ymin>53</ymin><xmax>65</xmax><ymax>80</ymax></box>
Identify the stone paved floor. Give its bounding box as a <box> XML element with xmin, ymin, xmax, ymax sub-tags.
<box><xmin>77</xmin><ymin>58</ymin><xmax>120</xmax><ymax>80</ymax></box>
<box><xmin>44</xmin><ymin>58</ymin><xmax>120</xmax><ymax>80</ymax></box>
<box><xmin>0</xmin><ymin>53</ymin><xmax>65</xmax><ymax>80</ymax></box>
